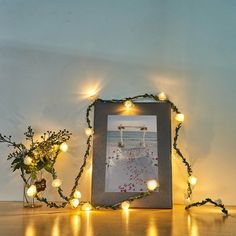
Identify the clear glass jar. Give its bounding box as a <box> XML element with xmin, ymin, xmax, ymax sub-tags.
<box><xmin>23</xmin><ymin>172</ymin><xmax>45</xmax><ymax>208</ymax></box>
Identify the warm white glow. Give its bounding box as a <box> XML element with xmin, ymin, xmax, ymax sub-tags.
<box><xmin>86</xmin><ymin>159</ymin><xmax>92</xmax><ymax>172</ymax></box>
<box><xmin>70</xmin><ymin>198</ymin><xmax>80</xmax><ymax>209</ymax></box>
<box><xmin>24</xmin><ymin>156</ymin><xmax>33</xmax><ymax>165</ymax></box>
<box><xmin>52</xmin><ymin>179</ymin><xmax>62</xmax><ymax>188</ymax></box>
<box><xmin>147</xmin><ymin>179</ymin><xmax>159</xmax><ymax>191</ymax></box>
<box><xmin>188</xmin><ymin>214</ymin><xmax>199</xmax><ymax>236</ymax></box>
<box><xmin>121</xmin><ymin>201</ymin><xmax>130</xmax><ymax>210</ymax></box>
<box><xmin>60</xmin><ymin>142</ymin><xmax>68</xmax><ymax>152</ymax></box>
<box><xmin>52</xmin><ymin>217</ymin><xmax>60</xmax><ymax>236</ymax></box>
<box><xmin>158</xmin><ymin>92</ymin><xmax>167</xmax><ymax>101</ymax></box>
<box><xmin>85</xmin><ymin>128</ymin><xmax>94</xmax><ymax>136</ymax></box>
<box><xmin>87</xmin><ymin>88</ymin><xmax>98</xmax><ymax>99</ymax></box>
<box><xmin>185</xmin><ymin>197</ymin><xmax>192</xmax><ymax>206</ymax></box>
<box><xmin>147</xmin><ymin>217</ymin><xmax>158</xmax><ymax>236</ymax></box>
<box><xmin>27</xmin><ymin>185</ymin><xmax>37</xmax><ymax>197</ymax></box>
<box><xmin>71</xmin><ymin>215</ymin><xmax>81</xmax><ymax>235</ymax></box>
<box><xmin>175</xmin><ymin>113</ymin><xmax>185</xmax><ymax>122</ymax></box>
<box><xmin>188</xmin><ymin>176</ymin><xmax>197</xmax><ymax>186</ymax></box>
<box><xmin>172</xmin><ymin>154</ymin><xmax>178</xmax><ymax>159</ymax></box>
<box><xmin>82</xmin><ymin>202</ymin><xmax>92</xmax><ymax>211</ymax></box>
<box><xmin>124</xmin><ymin>100</ymin><xmax>134</xmax><ymax>110</ymax></box>
<box><xmin>80</xmin><ymin>80</ymin><xmax>103</xmax><ymax>100</ymax></box>
<box><xmin>25</xmin><ymin>223</ymin><xmax>36</xmax><ymax>236</ymax></box>
<box><xmin>73</xmin><ymin>190</ymin><xmax>82</xmax><ymax>199</ymax></box>
<box><xmin>88</xmin><ymin>163</ymin><xmax>93</xmax><ymax>173</ymax></box>
<box><xmin>215</xmin><ymin>199</ymin><xmax>222</xmax><ymax>205</ymax></box>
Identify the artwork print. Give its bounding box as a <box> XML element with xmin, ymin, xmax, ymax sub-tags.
<box><xmin>105</xmin><ymin>115</ymin><xmax>158</xmax><ymax>193</ymax></box>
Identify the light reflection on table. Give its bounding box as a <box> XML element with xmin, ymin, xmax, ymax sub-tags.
<box><xmin>0</xmin><ymin>203</ymin><xmax>233</xmax><ymax>236</ymax></box>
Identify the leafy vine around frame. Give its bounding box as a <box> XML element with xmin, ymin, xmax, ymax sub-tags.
<box><xmin>0</xmin><ymin>94</ymin><xmax>228</xmax><ymax>215</ymax></box>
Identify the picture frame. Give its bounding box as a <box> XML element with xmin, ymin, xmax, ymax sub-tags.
<box><xmin>91</xmin><ymin>101</ymin><xmax>172</xmax><ymax>208</ymax></box>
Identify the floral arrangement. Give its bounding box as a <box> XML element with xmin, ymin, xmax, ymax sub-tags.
<box><xmin>0</xmin><ymin>126</ymin><xmax>72</xmax><ymax>206</ymax></box>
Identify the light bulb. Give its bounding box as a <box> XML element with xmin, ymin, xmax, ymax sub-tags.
<box><xmin>175</xmin><ymin>113</ymin><xmax>185</xmax><ymax>122</ymax></box>
<box><xmin>147</xmin><ymin>179</ymin><xmax>159</xmax><ymax>191</ymax></box>
<box><xmin>27</xmin><ymin>185</ymin><xmax>37</xmax><ymax>197</ymax></box>
<box><xmin>73</xmin><ymin>190</ymin><xmax>82</xmax><ymax>199</ymax></box>
<box><xmin>188</xmin><ymin>176</ymin><xmax>197</xmax><ymax>186</ymax></box>
<box><xmin>184</xmin><ymin>197</ymin><xmax>192</xmax><ymax>206</ymax></box>
<box><xmin>52</xmin><ymin>179</ymin><xmax>62</xmax><ymax>188</ymax></box>
<box><xmin>81</xmin><ymin>202</ymin><xmax>92</xmax><ymax>211</ymax></box>
<box><xmin>70</xmin><ymin>198</ymin><xmax>80</xmax><ymax>209</ymax></box>
<box><xmin>60</xmin><ymin>143</ymin><xmax>68</xmax><ymax>152</ymax></box>
<box><xmin>85</xmin><ymin>128</ymin><xmax>94</xmax><ymax>136</ymax></box>
<box><xmin>215</xmin><ymin>199</ymin><xmax>222</xmax><ymax>205</ymax></box>
<box><xmin>124</xmin><ymin>100</ymin><xmax>133</xmax><ymax>110</ymax></box>
<box><xmin>158</xmin><ymin>92</ymin><xmax>167</xmax><ymax>101</ymax></box>
<box><xmin>121</xmin><ymin>201</ymin><xmax>130</xmax><ymax>210</ymax></box>
<box><xmin>24</xmin><ymin>156</ymin><xmax>32</xmax><ymax>165</ymax></box>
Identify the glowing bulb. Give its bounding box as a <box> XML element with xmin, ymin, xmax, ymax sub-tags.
<box><xmin>184</xmin><ymin>197</ymin><xmax>192</xmax><ymax>206</ymax></box>
<box><xmin>52</xmin><ymin>179</ymin><xmax>62</xmax><ymax>188</ymax></box>
<box><xmin>215</xmin><ymin>199</ymin><xmax>222</xmax><ymax>205</ymax></box>
<box><xmin>188</xmin><ymin>176</ymin><xmax>197</xmax><ymax>186</ymax></box>
<box><xmin>85</xmin><ymin>128</ymin><xmax>94</xmax><ymax>136</ymax></box>
<box><xmin>27</xmin><ymin>185</ymin><xmax>37</xmax><ymax>197</ymax></box>
<box><xmin>70</xmin><ymin>198</ymin><xmax>80</xmax><ymax>209</ymax></box>
<box><xmin>175</xmin><ymin>113</ymin><xmax>185</xmax><ymax>122</ymax></box>
<box><xmin>121</xmin><ymin>201</ymin><xmax>130</xmax><ymax>210</ymax></box>
<box><xmin>73</xmin><ymin>190</ymin><xmax>82</xmax><ymax>199</ymax></box>
<box><xmin>81</xmin><ymin>202</ymin><xmax>92</xmax><ymax>211</ymax></box>
<box><xmin>147</xmin><ymin>179</ymin><xmax>159</xmax><ymax>191</ymax></box>
<box><xmin>60</xmin><ymin>142</ymin><xmax>68</xmax><ymax>152</ymax></box>
<box><xmin>158</xmin><ymin>92</ymin><xmax>167</xmax><ymax>101</ymax></box>
<box><xmin>24</xmin><ymin>156</ymin><xmax>33</xmax><ymax>165</ymax></box>
<box><xmin>124</xmin><ymin>100</ymin><xmax>133</xmax><ymax>110</ymax></box>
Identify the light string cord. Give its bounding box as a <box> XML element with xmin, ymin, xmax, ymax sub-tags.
<box><xmin>0</xmin><ymin>93</ymin><xmax>229</xmax><ymax>214</ymax></box>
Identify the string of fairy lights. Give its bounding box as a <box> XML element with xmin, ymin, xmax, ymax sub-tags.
<box><xmin>13</xmin><ymin>93</ymin><xmax>229</xmax><ymax>214</ymax></box>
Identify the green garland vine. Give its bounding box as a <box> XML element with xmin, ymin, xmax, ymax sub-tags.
<box><xmin>0</xmin><ymin>93</ymin><xmax>228</xmax><ymax>214</ymax></box>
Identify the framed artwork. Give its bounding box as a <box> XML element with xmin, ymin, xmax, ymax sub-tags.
<box><xmin>91</xmin><ymin>101</ymin><xmax>172</xmax><ymax>208</ymax></box>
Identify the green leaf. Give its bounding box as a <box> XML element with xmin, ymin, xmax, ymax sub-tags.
<box><xmin>36</xmin><ymin>160</ymin><xmax>45</xmax><ymax>171</ymax></box>
<box><xmin>44</xmin><ymin>164</ymin><xmax>53</xmax><ymax>173</ymax></box>
<box><xmin>11</xmin><ymin>158</ymin><xmax>20</xmax><ymax>165</ymax></box>
<box><xmin>12</xmin><ymin>163</ymin><xmax>21</xmax><ymax>172</ymax></box>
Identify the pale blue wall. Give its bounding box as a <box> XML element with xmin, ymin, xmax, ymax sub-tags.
<box><xmin>0</xmin><ymin>0</ymin><xmax>235</xmax><ymax>204</ymax></box>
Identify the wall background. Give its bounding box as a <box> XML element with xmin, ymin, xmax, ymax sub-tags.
<box><xmin>0</xmin><ymin>0</ymin><xmax>235</xmax><ymax>205</ymax></box>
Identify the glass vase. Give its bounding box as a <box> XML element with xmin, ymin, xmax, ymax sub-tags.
<box><xmin>23</xmin><ymin>172</ymin><xmax>45</xmax><ymax>208</ymax></box>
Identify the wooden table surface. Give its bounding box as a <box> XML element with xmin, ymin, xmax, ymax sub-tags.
<box><xmin>0</xmin><ymin>202</ymin><xmax>236</xmax><ymax>236</ymax></box>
